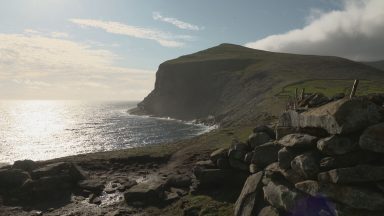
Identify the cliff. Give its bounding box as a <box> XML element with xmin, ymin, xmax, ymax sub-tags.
<box><xmin>130</xmin><ymin>43</ymin><xmax>383</xmax><ymax>126</ymax></box>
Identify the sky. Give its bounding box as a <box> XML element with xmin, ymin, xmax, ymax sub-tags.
<box><xmin>0</xmin><ymin>0</ymin><xmax>383</xmax><ymax>100</ymax></box>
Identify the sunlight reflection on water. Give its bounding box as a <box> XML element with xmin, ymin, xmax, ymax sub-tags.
<box><xmin>0</xmin><ymin>100</ymin><xmax>212</xmax><ymax>164</ymax></box>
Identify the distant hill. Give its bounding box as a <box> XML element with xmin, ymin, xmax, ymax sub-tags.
<box><xmin>363</xmin><ymin>60</ymin><xmax>384</xmax><ymax>71</ymax></box>
<box><xmin>130</xmin><ymin>43</ymin><xmax>384</xmax><ymax>127</ymax></box>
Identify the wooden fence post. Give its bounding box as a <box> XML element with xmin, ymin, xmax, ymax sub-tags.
<box><xmin>349</xmin><ymin>79</ymin><xmax>359</xmax><ymax>99</ymax></box>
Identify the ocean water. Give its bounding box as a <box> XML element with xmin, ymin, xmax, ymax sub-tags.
<box><xmin>0</xmin><ymin>100</ymin><xmax>213</xmax><ymax>164</ymax></box>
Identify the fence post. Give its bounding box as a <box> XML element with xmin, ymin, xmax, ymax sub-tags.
<box><xmin>349</xmin><ymin>79</ymin><xmax>359</xmax><ymax>99</ymax></box>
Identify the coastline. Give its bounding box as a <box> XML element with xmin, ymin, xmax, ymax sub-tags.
<box><xmin>0</xmin><ymin>124</ymin><xmax>253</xmax><ymax>216</ymax></box>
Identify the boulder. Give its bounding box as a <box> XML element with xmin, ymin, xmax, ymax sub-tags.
<box><xmin>251</xmin><ymin>142</ymin><xmax>282</xmax><ymax>169</ymax></box>
<box><xmin>291</xmin><ymin>151</ymin><xmax>320</xmax><ymax>179</ymax></box>
<box><xmin>253</xmin><ymin>125</ymin><xmax>275</xmax><ymax>139</ymax></box>
<box><xmin>359</xmin><ymin>123</ymin><xmax>384</xmax><ymax>153</ymax></box>
<box><xmin>124</xmin><ymin>180</ymin><xmax>165</xmax><ymax>205</ymax></box>
<box><xmin>31</xmin><ymin>162</ymin><xmax>85</xmax><ymax>182</ymax></box>
<box><xmin>234</xmin><ymin>172</ymin><xmax>264</xmax><ymax>216</ymax></box>
<box><xmin>12</xmin><ymin>160</ymin><xmax>38</xmax><ymax>172</ymax></box>
<box><xmin>263</xmin><ymin>180</ymin><xmax>309</xmax><ymax>213</ymax></box>
<box><xmin>228</xmin><ymin>148</ymin><xmax>247</xmax><ymax>161</ymax></box>
<box><xmin>229</xmin><ymin>159</ymin><xmax>249</xmax><ymax>171</ymax></box>
<box><xmin>210</xmin><ymin>148</ymin><xmax>228</xmax><ymax>163</ymax></box>
<box><xmin>317</xmin><ymin>135</ymin><xmax>357</xmax><ymax>155</ymax></box>
<box><xmin>247</xmin><ymin>132</ymin><xmax>271</xmax><ymax>149</ymax></box>
<box><xmin>77</xmin><ymin>179</ymin><xmax>105</xmax><ymax>194</ymax></box>
<box><xmin>244</xmin><ymin>151</ymin><xmax>254</xmax><ymax>164</ymax></box>
<box><xmin>330</xmin><ymin>93</ymin><xmax>345</xmax><ymax>101</ymax></box>
<box><xmin>265</xmin><ymin>162</ymin><xmax>304</xmax><ymax>185</ymax></box>
<box><xmin>0</xmin><ymin>169</ymin><xmax>30</xmax><ymax>189</ymax></box>
<box><xmin>194</xmin><ymin>160</ymin><xmax>216</xmax><ymax>170</ymax></box>
<box><xmin>278</xmin><ymin>134</ymin><xmax>318</xmax><ymax>149</ymax></box>
<box><xmin>296</xmin><ymin>180</ymin><xmax>384</xmax><ymax>211</ymax></box>
<box><xmin>318</xmin><ymin>165</ymin><xmax>384</xmax><ymax>184</ymax></box>
<box><xmin>216</xmin><ymin>157</ymin><xmax>230</xmax><ymax>169</ymax></box>
<box><xmin>257</xmin><ymin>206</ymin><xmax>280</xmax><ymax>216</ymax></box>
<box><xmin>165</xmin><ymin>174</ymin><xmax>192</xmax><ymax>188</ymax></box>
<box><xmin>194</xmin><ymin>168</ymin><xmax>247</xmax><ymax>189</ymax></box>
<box><xmin>319</xmin><ymin>151</ymin><xmax>381</xmax><ymax>170</ymax></box>
<box><xmin>279</xmin><ymin>98</ymin><xmax>384</xmax><ymax>135</ymax></box>
<box><xmin>21</xmin><ymin>175</ymin><xmax>74</xmax><ymax>202</ymax></box>
<box><xmin>278</xmin><ymin>147</ymin><xmax>299</xmax><ymax>170</ymax></box>
<box><xmin>275</xmin><ymin>126</ymin><xmax>298</xmax><ymax>140</ymax></box>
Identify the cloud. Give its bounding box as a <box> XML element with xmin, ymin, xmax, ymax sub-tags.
<box><xmin>0</xmin><ymin>32</ymin><xmax>155</xmax><ymax>100</ymax></box>
<box><xmin>50</xmin><ymin>31</ymin><xmax>70</xmax><ymax>38</ymax></box>
<box><xmin>69</xmin><ymin>18</ymin><xmax>189</xmax><ymax>47</ymax></box>
<box><xmin>245</xmin><ymin>0</ymin><xmax>384</xmax><ymax>61</ymax></box>
<box><xmin>152</xmin><ymin>12</ymin><xmax>202</xmax><ymax>31</ymax></box>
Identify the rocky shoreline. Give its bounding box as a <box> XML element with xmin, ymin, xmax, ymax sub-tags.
<box><xmin>1</xmin><ymin>94</ymin><xmax>384</xmax><ymax>216</ymax></box>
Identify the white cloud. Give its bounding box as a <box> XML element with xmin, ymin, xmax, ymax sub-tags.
<box><xmin>69</xmin><ymin>18</ymin><xmax>189</xmax><ymax>48</ymax></box>
<box><xmin>245</xmin><ymin>0</ymin><xmax>384</xmax><ymax>61</ymax></box>
<box><xmin>152</xmin><ymin>12</ymin><xmax>202</xmax><ymax>31</ymax></box>
<box><xmin>0</xmin><ymin>33</ymin><xmax>155</xmax><ymax>100</ymax></box>
<box><xmin>51</xmin><ymin>31</ymin><xmax>70</xmax><ymax>38</ymax></box>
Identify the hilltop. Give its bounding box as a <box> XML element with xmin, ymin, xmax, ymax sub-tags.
<box><xmin>131</xmin><ymin>43</ymin><xmax>384</xmax><ymax>126</ymax></box>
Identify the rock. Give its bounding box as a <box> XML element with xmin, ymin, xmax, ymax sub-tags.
<box><xmin>247</xmin><ymin>132</ymin><xmax>271</xmax><ymax>149</ymax></box>
<box><xmin>278</xmin><ymin>147</ymin><xmax>298</xmax><ymax>170</ymax></box>
<box><xmin>317</xmin><ymin>135</ymin><xmax>357</xmax><ymax>155</ymax></box>
<box><xmin>0</xmin><ymin>169</ymin><xmax>30</xmax><ymax>189</ymax></box>
<box><xmin>318</xmin><ymin>165</ymin><xmax>384</xmax><ymax>183</ymax></box>
<box><xmin>12</xmin><ymin>160</ymin><xmax>38</xmax><ymax>172</ymax></box>
<box><xmin>296</xmin><ymin>180</ymin><xmax>384</xmax><ymax>211</ymax></box>
<box><xmin>279</xmin><ymin>98</ymin><xmax>384</xmax><ymax>134</ymax></box>
<box><xmin>275</xmin><ymin>126</ymin><xmax>298</xmax><ymax>140</ymax></box>
<box><xmin>330</xmin><ymin>93</ymin><xmax>346</xmax><ymax>101</ymax></box>
<box><xmin>194</xmin><ymin>168</ymin><xmax>247</xmax><ymax>189</ymax></box>
<box><xmin>163</xmin><ymin>191</ymin><xmax>179</xmax><ymax>203</ymax></box>
<box><xmin>319</xmin><ymin>151</ymin><xmax>381</xmax><ymax>170</ymax></box>
<box><xmin>78</xmin><ymin>179</ymin><xmax>105</xmax><ymax>194</ymax></box>
<box><xmin>234</xmin><ymin>172</ymin><xmax>264</xmax><ymax>216</ymax></box>
<box><xmin>194</xmin><ymin>160</ymin><xmax>216</xmax><ymax>169</ymax></box>
<box><xmin>308</xmin><ymin>93</ymin><xmax>329</xmax><ymax>107</ymax></box>
<box><xmin>263</xmin><ymin>180</ymin><xmax>307</xmax><ymax>213</ymax></box>
<box><xmin>229</xmin><ymin>159</ymin><xmax>249</xmax><ymax>171</ymax></box>
<box><xmin>31</xmin><ymin>162</ymin><xmax>85</xmax><ymax>182</ymax></box>
<box><xmin>228</xmin><ymin>148</ymin><xmax>247</xmax><ymax>161</ymax></box>
<box><xmin>124</xmin><ymin>180</ymin><xmax>165</xmax><ymax>205</ymax></box>
<box><xmin>118</xmin><ymin>180</ymin><xmax>137</xmax><ymax>192</ymax></box>
<box><xmin>278</xmin><ymin>134</ymin><xmax>318</xmax><ymax>149</ymax></box>
<box><xmin>291</xmin><ymin>151</ymin><xmax>320</xmax><ymax>179</ymax></box>
<box><xmin>253</xmin><ymin>125</ymin><xmax>275</xmax><ymax>139</ymax></box>
<box><xmin>257</xmin><ymin>206</ymin><xmax>280</xmax><ymax>216</ymax></box>
<box><xmin>210</xmin><ymin>148</ymin><xmax>228</xmax><ymax>163</ymax></box>
<box><xmin>244</xmin><ymin>151</ymin><xmax>254</xmax><ymax>164</ymax></box>
<box><xmin>264</xmin><ymin>162</ymin><xmax>304</xmax><ymax>185</ymax></box>
<box><xmin>232</xmin><ymin>142</ymin><xmax>250</xmax><ymax>152</ymax></box>
<box><xmin>165</xmin><ymin>175</ymin><xmax>192</xmax><ymax>188</ymax></box>
<box><xmin>89</xmin><ymin>194</ymin><xmax>102</xmax><ymax>205</ymax></box>
<box><xmin>22</xmin><ymin>175</ymin><xmax>73</xmax><ymax>202</ymax></box>
<box><xmin>216</xmin><ymin>157</ymin><xmax>230</xmax><ymax>169</ymax></box>
<box><xmin>251</xmin><ymin>142</ymin><xmax>282</xmax><ymax>169</ymax></box>
<box><xmin>249</xmin><ymin>164</ymin><xmax>259</xmax><ymax>174</ymax></box>
<box><xmin>359</xmin><ymin>123</ymin><xmax>384</xmax><ymax>153</ymax></box>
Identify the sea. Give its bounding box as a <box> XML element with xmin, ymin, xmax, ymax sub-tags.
<box><xmin>0</xmin><ymin>100</ymin><xmax>214</xmax><ymax>164</ymax></box>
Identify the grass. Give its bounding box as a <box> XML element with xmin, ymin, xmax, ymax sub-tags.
<box><xmin>277</xmin><ymin>79</ymin><xmax>384</xmax><ymax>98</ymax></box>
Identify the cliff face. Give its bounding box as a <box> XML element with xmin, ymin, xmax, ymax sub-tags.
<box><xmin>131</xmin><ymin>44</ymin><xmax>383</xmax><ymax>126</ymax></box>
